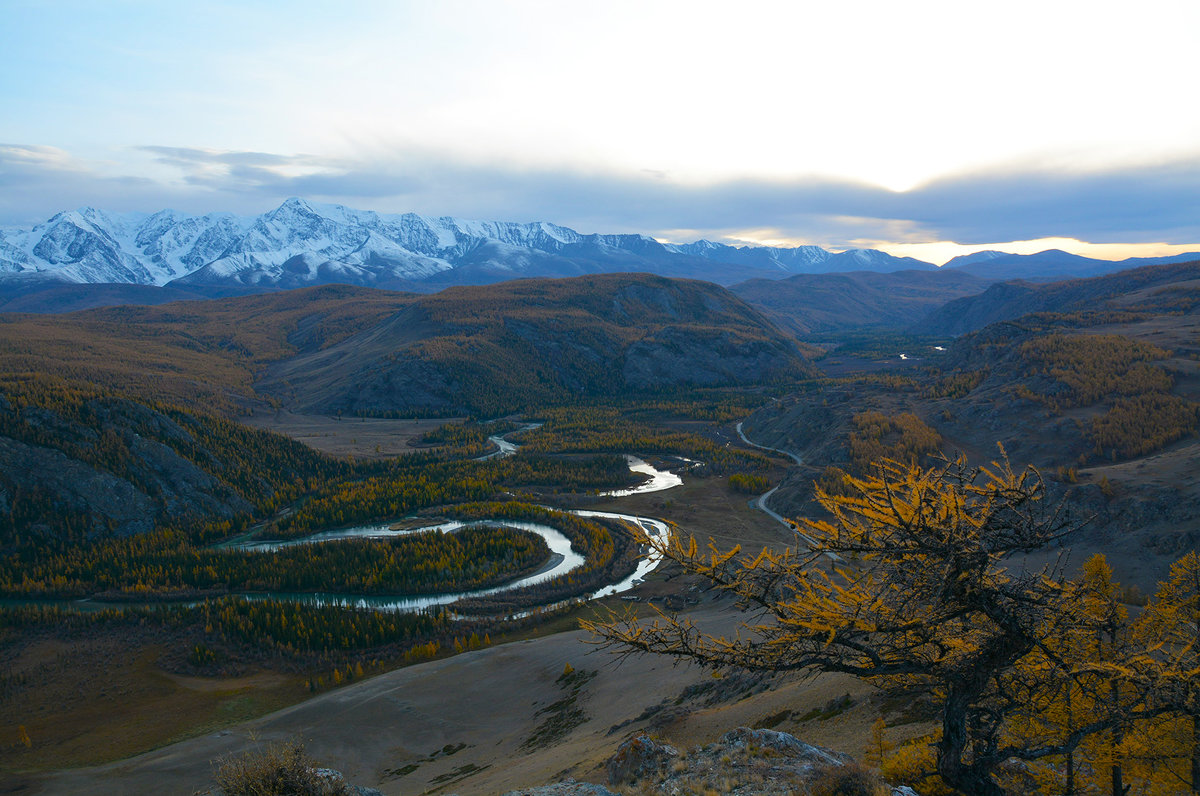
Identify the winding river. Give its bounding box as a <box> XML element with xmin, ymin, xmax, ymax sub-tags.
<box><xmin>221</xmin><ymin>508</ymin><xmax>674</xmax><ymax>615</ymax></box>
<box><xmin>474</xmin><ymin>421</ymin><xmax>543</xmax><ymax>461</ymax></box>
<box><xmin>16</xmin><ymin>421</ymin><xmax>823</xmax><ymax>617</ymax></box>
<box><xmin>255</xmin><ymin>418</ymin><xmax>829</xmax><ymax>612</ymax></box>
<box><xmin>229</xmin><ymin>519</ymin><xmax>586</xmax><ymax>613</ymax></box>
<box><xmin>600</xmin><ymin>455</ymin><xmax>683</xmax><ymax>496</ymax></box>
<box><xmin>124</xmin><ymin>426</ymin><xmax>682</xmax><ymax>616</ymax></box>
<box><xmin>218</xmin><ymin>459</ymin><xmax>678</xmax><ymax>613</ymax></box>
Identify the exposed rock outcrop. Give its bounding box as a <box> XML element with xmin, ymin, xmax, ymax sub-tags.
<box><xmin>605</xmin><ymin>733</ymin><xmax>680</xmax><ymax>785</ymax></box>
<box><xmin>523</xmin><ymin>728</ymin><xmax>912</xmax><ymax>796</ymax></box>
<box><xmin>503</xmin><ymin>781</ymin><xmax>620</xmax><ymax>796</ymax></box>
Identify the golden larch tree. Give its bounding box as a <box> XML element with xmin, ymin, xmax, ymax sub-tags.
<box><xmin>586</xmin><ymin>452</ymin><xmax>1127</xmax><ymax>795</ymax></box>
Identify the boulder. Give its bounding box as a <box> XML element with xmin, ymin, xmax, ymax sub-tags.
<box><xmin>605</xmin><ymin>733</ymin><xmax>680</xmax><ymax>785</ymax></box>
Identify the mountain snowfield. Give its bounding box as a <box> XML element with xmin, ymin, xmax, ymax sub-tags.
<box><xmin>0</xmin><ymin>198</ymin><xmax>931</xmax><ymax>291</ymax></box>
<box><xmin>5</xmin><ymin>198</ymin><xmax>1194</xmax><ymax>293</ymax></box>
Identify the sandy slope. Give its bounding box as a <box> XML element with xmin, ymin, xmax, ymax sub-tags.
<box><xmin>26</xmin><ymin>447</ymin><xmax>865</xmax><ymax>795</ymax></box>
<box><xmin>30</xmin><ymin>598</ymin><xmax>879</xmax><ymax>796</ymax></box>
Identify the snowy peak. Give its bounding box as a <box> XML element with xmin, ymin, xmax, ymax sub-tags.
<box><xmin>823</xmin><ymin>249</ymin><xmax>935</xmax><ymax>272</ymax></box>
<box><xmin>0</xmin><ymin>232</ymin><xmax>37</xmax><ymax>274</ymax></box>
<box><xmin>942</xmin><ymin>250</ymin><xmax>1010</xmax><ymax>268</ymax></box>
<box><xmin>1</xmin><ymin>207</ymin><xmax>251</xmax><ymax>285</ymax></box>
<box><xmin>665</xmin><ymin>240</ymin><xmax>836</xmax><ymax>273</ymax></box>
<box><xmin>0</xmin><ymin>199</ymin><xmax>943</xmax><ymax>292</ymax></box>
<box><xmin>25</xmin><ymin>210</ymin><xmax>155</xmax><ymax>284</ymax></box>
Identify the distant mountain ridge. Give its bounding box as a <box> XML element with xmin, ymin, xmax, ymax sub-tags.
<box><xmin>4</xmin><ymin>199</ymin><xmax>1195</xmax><ymax>300</ymax></box>
<box><xmin>942</xmin><ymin>248</ymin><xmax>1200</xmax><ymax>281</ymax></box>
<box><xmin>0</xmin><ymin>198</ymin><xmax>930</xmax><ymax>294</ymax></box>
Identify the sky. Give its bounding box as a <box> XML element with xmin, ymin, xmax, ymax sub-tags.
<box><xmin>2</xmin><ymin>0</ymin><xmax>1199</xmax><ymax>263</ymax></box>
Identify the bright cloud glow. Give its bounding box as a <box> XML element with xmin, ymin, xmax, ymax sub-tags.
<box><xmin>1</xmin><ymin>0</ymin><xmax>1198</xmax><ymax>258</ymax></box>
<box><xmin>879</xmin><ymin>239</ymin><xmax>1200</xmax><ymax>266</ymax></box>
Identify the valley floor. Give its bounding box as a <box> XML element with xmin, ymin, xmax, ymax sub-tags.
<box><xmin>3</xmin><ymin>437</ymin><xmax>804</xmax><ymax>792</ymax></box>
<box><xmin>242</xmin><ymin>410</ymin><xmax>467</xmax><ymax>460</ymax></box>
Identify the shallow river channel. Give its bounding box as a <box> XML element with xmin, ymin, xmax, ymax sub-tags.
<box><xmin>70</xmin><ymin>425</ymin><xmax>684</xmax><ymax>616</ymax></box>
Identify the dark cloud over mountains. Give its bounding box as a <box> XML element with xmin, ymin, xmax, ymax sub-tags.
<box><xmin>2</xmin><ymin>143</ymin><xmax>1197</xmax><ymax>251</ymax></box>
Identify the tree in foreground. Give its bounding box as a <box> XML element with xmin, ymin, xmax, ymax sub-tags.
<box><xmin>585</xmin><ymin>452</ymin><xmax>1124</xmax><ymax>795</ymax></box>
<box><xmin>1135</xmin><ymin>550</ymin><xmax>1200</xmax><ymax>794</ymax></box>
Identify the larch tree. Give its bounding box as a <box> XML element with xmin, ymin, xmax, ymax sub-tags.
<box><xmin>585</xmin><ymin>452</ymin><xmax>1125</xmax><ymax>795</ymax></box>
<box><xmin>1136</xmin><ymin>550</ymin><xmax>1200</xmax><ymax>794</ymax></box>
<box><xmin>1080</xmin><ymin>554</ymin><xmax>1136</xmax><ymax>796</ymax></box>
<box><xmin>1023</xmin><ymin>553</ymin><xmax>1152</xmax><ymax>795</ymax></box>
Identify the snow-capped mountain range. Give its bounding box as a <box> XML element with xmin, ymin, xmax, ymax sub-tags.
<box><xmin>6</xmin><ymin>199</ymin><xmax>1193</xmax><ymax>299</ymax></box>
<box><xmin>0</xmin><ymin>198</ymin><xmax>932</xmax><ymax>292</ymax></box>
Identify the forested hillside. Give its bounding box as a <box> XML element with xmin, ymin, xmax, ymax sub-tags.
<box><xmin>742</xmin><ymin>262</ymin><xmax>1200</xmax><ymax>588</ymax></box>
<box><xmin>730</xmin><ymin>268</ymin><xmax>989</xmax><ymax>335</ymax></box>
<box><xmin>914</xmin><ymin>260</ymin><xmax>1200</xmax><ymax>336</ymax></box>
<box><xmin>0</xmin><ymin>377</ymin><xmax>342</xmax><ymax>545</ymax></box>
<box><xmin>0</xmin><ymin>274</ymin><xmax>815</xmax><ymax>419</ymax></box>
<box><xmin>258</xmin><ymin>273</ymin><xmax>817</xmax><ymax>416</ymax></box>
<box><xmin>0</xmin><ymin>272</ymin><xmax>806</xmax><ymax>550</ymax></box>
<box><xmin>0</xmin><ymin>283</ymin><xmax>414</xmax><ymax>413</ymax></box>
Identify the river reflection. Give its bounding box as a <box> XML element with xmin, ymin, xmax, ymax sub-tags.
<box><xmin>229</xmin><ymin>519</ymin><xmax>586</xmax><ymax>612</ymax></box>
<box><xmin>18</xmin><ymin>456</ymin><xmax>683</xmax><ymax>616</ymax></box>
<box><xmin>599</xmin><ymin>455</ymin><xmax>683</xmax><ymax>497</ymax></box>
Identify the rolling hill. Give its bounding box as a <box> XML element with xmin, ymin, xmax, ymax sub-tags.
<box><xmin>0</xmin><ymin>274</ymin><xmax>816</xmax><ymax>539</ymax></box>
<box><xmin>741</xmin><ymin>261</ymin><xmax>1200</xmax><ymax>587</ymax></box>
<box><xmin>730</xmin><ymin>268</ymin><xmax>991</xmax><ymax>336</ymax></box>
<box><xmin>914</xmin><ymin>260</ymin><xmax>1200</xmax><ymax>336</ymax></box>
<box><xmin>0</xmin><ymin>381</ymin><xmax>342</xmax><ymax>542</ymax></box>
<box><xmin>0</xmin><ymin>274</ymin><xmax>816</xmax><ymax>418</ymax></box>
<box><xmin>258</xmin><ymin>274</ymin><xmax>819</xmax><ymax>416</ymax></box>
